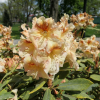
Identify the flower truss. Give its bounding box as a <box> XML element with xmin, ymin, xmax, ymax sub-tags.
<box><xmin>0</xmin><ymin>24</ymin><xmax>13</xmax><ymax>52</ymax></box>
<box><xmin>18</xmin><ymin>14</ymin><xmax>79</xmax><ymax>80</ymax></box>
<box><xmin>0</xmin><ymin>24</ymin><xmax>22</xmax><ymax>73</ymax></box>
<box><xmin>70</xmin><ymin>12</ymin><xmax>96</xmax><ymax>30</ymax></box>
<box><xmin>78</xmin><ymin>35</ymin><xmax>99</xmax><ymax>60</ymax></box>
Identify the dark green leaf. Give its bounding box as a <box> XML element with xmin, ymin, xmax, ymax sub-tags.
<box><xmin>29</xmin><ymin>79</ymin><xmax>47</xmax><ymax>94</ymax></box>
<box><xmin>0</xmin><ymin>79</ymin><xmax>12</xmax><ymax>90</ymax></box>
<box><xmin>20</xmin><ymin>87</ymin><xmax>40</xmax><ymax>99</ymax></box>
<box><xmin>57</xmin><ymin>78</ymin><xmax>93</xmax><ymax>91</ymax></box>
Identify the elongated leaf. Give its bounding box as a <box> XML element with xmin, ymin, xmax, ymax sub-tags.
<box><xmin>57</xmin><ymin>78</ymin><xmax>93</xmax><ymax>91</ymax></box>
<box><xmin>51</xmin><ymin>94</ymin><xmax>55</xmax><ymax>100</ymax></box>
<box><xmin>29</xmin><ymin>79</ymin><xmax>47</xmax><ymax>94</ymax></box>
<box><xmin>0</xmin><ymin>79</ymin><xmax>12</xmax><ymax>90</ymax></box>
<box><xmin>0</xmin><ymin>89</ymin><xmax>7</xmax><ymax>95</ymax></box>
<box><xmin>43</xmin><ymin>88</ymin><xmax>52</xmax><ymax>100</ymax></box>
<box><xmin>90</xmin><ymin>74</ymin><xmax>100</xmax><ymax>81</ymax></box>
<box><xmin>84</xmin><ymin>83</ymin><xmax>99</xmax><ymax>92</ymax></box>
<box><xmin>73</xmin><ymin>91</ymin><xmax>93</xmax><ymax>100</ymax></box>
<box><xmin>20</xmin><ymin>87</ymin><xmax>41</xmax><ymax>99</ymax></box>
<box><xmin>0</xmin><ymin>92</ymin><xmax>14</xmax><ymax>99</ymax></box>
<box><xmin>62</xmin><ymin>94</ymin><xmax>76</xmax><ymax>100</ymax></box>
<box><xmin>87</xmin><ymin>59</ymin><xmax>95</xmax><ymax>65</ymax></box>
<box><xmin>1</xmin><ymin>63</ymin><xmax>19</xmax><ymax>81</ymax></box>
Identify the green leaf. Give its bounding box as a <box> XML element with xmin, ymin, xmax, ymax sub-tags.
<box><xmin>20</xmin><ymin>87</ymin><xmax>40</xmax><ymax>99</ymax></box>
<box><xmin>57</xmin><ymin>78</ymin><xmax>93</xmax><ymax>91</ymax></box>
<box><xmin>0</xmin><ymin>79</ymin><xmax>12</xmax><ymax>90</ymax></box>
<box><xmin>72</xmin><ymin>91</ymin><xmax>93</xmax><ymax>100</ymax></box>
<box><xmin>22</xmin><ymin>76</ymin><xmax>33</xmax><ymax>82</ymax></box>
<box><xmin>78</xmin><ymin>63</ymin><xmax>86</xmax><ymax>71</ymax></box>
<box><xmin>53</xmin><ymin>75</ymin><xmax>63</xmax><ymax>86</ymax></box>
<box><xmin>0</xmin><ymin>89</ymin><xmax>7</xmax><ymax>95</ymax></box>
<box><xmin>0</xmin><ymin>92</ymin><xmax>14</xmax><ymax>99</ymax></box>
<box><xmin>10</xmin><ymin>44</ymin><xmax>16</xmax><ymax>49</ymax></box>
<box><xmin>79</xmin><ymin>63</ymin><xmax>86</xmax><ymax>68</ymax></box>
<box><xmin>53</xmin><ymin>76</ymin><xmax>68</xmax><ymax>86</ymax></box>
<box><xmin>43</xmin><ymin>88</ymin><xmax>52</xmax><ymax>100</ymax></box>
<box><xmin>1</xmin><ymin>63</ymin><xmax>19</xmax><ymax>82</ymax></box>
<box><xmin>62</xmin><ymin>94</ymin><xmax>76</xmax><ymax>100</ymax></box>
<box><xmin>90</xmin><ymin>74</ymin><xmax>100</xmax><ymax>81</ymax></box>
<box><xmin>87</xmin><ymin>59</ymin><xmax>95</xmax><ymax>65</ymax></box>
<box><xmin>84</xmin><ymin>83</ymin><xmax>99</xmax><ymax>92</ymax></box>
<box><xmin>29</xmin><ymin>79</ymin><xmax>47</xmax><ymax>94</ymax></box>
<box><xmin>51</xmin><ymin>94</ymin><xmax>55</xmax><ymax>100</ymax></box>
<box><xmin>60</xmin><ymin>62</ymin><xmax>75</xmax><ymax>71</ymax></box>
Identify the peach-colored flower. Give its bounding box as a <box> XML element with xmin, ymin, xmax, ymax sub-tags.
<box><xmin>70</xmin><ymin>13</ymin><xmax>96</xmax><ymax>30</ymax></box>
<box><xmin>78</xmin><ymin>35</ymin><xmax>100</xmax><ymax>60</ymax></box>
<box><xmin>19</xmin><ymin>14</ymin><xmax>79</xmax><ymax>80</ymax></box>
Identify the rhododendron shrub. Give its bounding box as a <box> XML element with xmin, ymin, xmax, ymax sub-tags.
<box><xmin>0</xmin><ymin>13</ymin><xmax>100</xmax><ymax>100</ymax></box>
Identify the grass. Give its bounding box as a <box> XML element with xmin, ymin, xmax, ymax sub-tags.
<box><xmin>85</xmin><ymin>24</ymin><xmax>100</xmax><ymax>37</ymax></box>
<box><xmin>11</xmin><ymin>23</ymin><xmax>21</xmax><ymax>39</ymax></box>
<box><xmin>11</xmin><ymin>23</ymin><xmax>32</xmax><ymax>39</ymax></box>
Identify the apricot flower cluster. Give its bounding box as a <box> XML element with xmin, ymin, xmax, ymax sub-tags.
<box><xmin>18</xmin><ymin>14</ymin><xmax>79</xmax><ymax>79</ymax></box>
<box><xmin>0</xmin><ymin>24</ymin><xmax>13</xmax><ymax>52</ymax></box>
<box><xmin>70</xmin><ymin>12</ymin><xmax>96</xmax><ymax>30</ymax></box>
<box><xmin>79</xmin><ymin>35</ymin><xmax>99</xmax><ymax>60</ymax></box>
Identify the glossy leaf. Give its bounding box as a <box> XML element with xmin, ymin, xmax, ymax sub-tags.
<box><xmin>29</xmin><ymin>79</ymin><xmax>47</xmax><ymax>94</ymax></box>
<box><xmin>73</xmin><ymin>91</ymin><xmax>93</xmax><ymax>100</ymax></box>
<box><xmin>0</xmin><ymin>92</ymin><xmax>14</xmax><ymax>99</ymax></box>
<box><xmin>0</xmin><ymin>79</ymin><xmax>12</xmax><ymax>90</ymax></box>
<box><xmin>90</xmin><ymin>74</ymin><xmax>100</xmax><ymax>81</ymax></box>
<box><xmin>51</xmin><ymin>94</ymin><xmax>55</xmax><ymax>100</ymax></box>
<box><xmin>62</xmin><ymin>94</ymin><xmax>76</xmax><ymax>100</ymax></box>
<box><xmin>84</xmin><ymin>83</ymin><xmax>99</xmax><ymax>92</ymax></box>
<box><xmin>57</xmin><ymin>78</ymin><xmax>93</xmax><ymax>91</ymax></box>
<box><xmin>0</xmin><ymin>89</ymin><xmax>7</xmax><ymax>95</ymax></box>
<box><xmin>20</xmin><ymin>87</ymin><xmax>41</xmax><ymax>99</ymax></box>
<box><xmin>43</xmin><ymin>88</ymin><xmax>52</xmax><ymax>100</ymax></box>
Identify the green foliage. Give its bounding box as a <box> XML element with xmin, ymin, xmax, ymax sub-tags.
<box><xmin>2</xmin><ymin>9</ymin><xmax>11</xmax><ymax>26</ymax></box>
<box><xmin>43</xmin><ymin>89</ymin><xmax>52</xmax><ymax>100</ymax></box>
<box><xmin>90</xmin><ymin>74</ymin><xmax>100</xmax><ymax>81</ymax></box>
<box><xmin>72</xmin><ymin>91</ymin><xmax>93</xmax><ymax>100</ymax></box>
<box><xmin>60</xmin><ymin>0</ymin><xmax>83</xmax><ymax>16</ymax></box>
<box><xmin>86</xmin><ymin>0</ymin><xmax>100</xmax><ymax>16</ymax></box>
<box><xmin>29</xmin><ymin>79</ymin><xmax>47</xmax><ymax>94</ymax></box>
<box><xmin>62</xmin><ymin>94</ymin><xmax>76</xmax><ymax>100</ymax></box>
<box><xmin>0</xmin><ymin>92</ymin><xmax>14</xmax><ymax>99</ymax></box>
<box><xmin>58</xmin><ymin>78</ymin><xmax>93</xmax><ymax>91</ymax></box>
<box><xmin>37</xmin><ymin>0</ymin><xmax>50</xmax><ymax>17</ymax></box>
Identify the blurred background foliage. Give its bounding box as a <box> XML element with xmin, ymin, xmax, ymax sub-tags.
<box><xmin>0</xmin><ymin>0</ymin><xmax>100</xmax><ymax>39</ymax></box>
